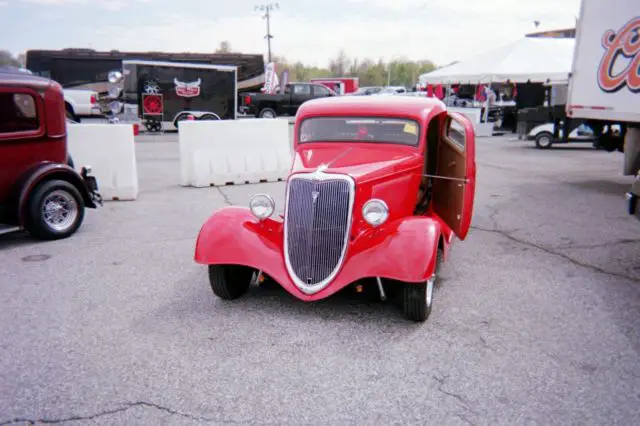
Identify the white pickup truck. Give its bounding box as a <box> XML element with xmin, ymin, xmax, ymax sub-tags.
<box><xmin>62</xmin><ymin>88</ymin><xmax>104</xmax><ymax>122</ymax></box>
<box><xmin>566</xmin><ymin>0</ymin><xmax>640</xmax><ymax>221</ymax></box>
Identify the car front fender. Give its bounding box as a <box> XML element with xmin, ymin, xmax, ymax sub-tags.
<box><xmin>344</xmin><ymin>216</ymin><xmax>444</xmax><ymax>284</ymax></box>
<box><xmin>194</xmin><ymin>206</ymin><xmax>285</xmax><ymax>273</ymax></box>
<box><xmin>194</xmin><ymin>207</ymin><xmax>448</xmax><ymax>301</ymax></box>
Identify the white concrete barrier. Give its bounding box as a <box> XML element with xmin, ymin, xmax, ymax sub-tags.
<box><xmin>67</xmin><ymin>124</ymin><xmax>139</xmax><ymax>201</ymax></box>
<box><xmin>448</xmin><ymin>107</ymin><xmax>482</xmax><ymax>124</ymax></box>
<box><xmin>178</xmin><ymin>118</ymin><xmax>292</xmax><ymax>187</ymax></box>
<box><xmin>448</xmin><ymin>107</ymin><xmax>496</xmax><ymax>137</ymax></box>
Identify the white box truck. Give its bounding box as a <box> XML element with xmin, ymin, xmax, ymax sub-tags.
<box><xmin>566</xmin><ymin>0</ymin><xmax>640</xmax><ymax>220</ymax></box>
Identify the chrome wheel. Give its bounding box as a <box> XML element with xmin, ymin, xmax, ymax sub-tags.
<box><xmin>538</xmin><ymin>136</ymin><xmax>551</xmax><ymax>147</ymax></box>
<box><xmin>426</xmin><ymin>275</ymin><xmax>435</xmax><ymax>308</ymax></box>
<box><xmin>42</xmin><ymin>190</ymin><xmax>78</xmax><ymax>232</ymax></box>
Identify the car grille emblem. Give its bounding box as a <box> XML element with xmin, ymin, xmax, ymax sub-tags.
<box><xmin>311</xmin><ymin>190</ymin><xmax>320</xmax><ymax>204</ymax></box>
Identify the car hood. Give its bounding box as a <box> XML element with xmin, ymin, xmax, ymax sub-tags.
<box><xmin>291</xmin><ymin>144</ymin><xmax>422</xmax><ymax>183</ymax></box>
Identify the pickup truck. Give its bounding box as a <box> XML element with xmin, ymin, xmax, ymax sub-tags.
<box><xmin>240</xmin><ymin>82</ymin><xmax>336</xmax><ymax>118</ymax></box>
<box><xmin>63</xmin><ymin>88</ymin><xmax>104</xmax><ymax>121</ymax></box>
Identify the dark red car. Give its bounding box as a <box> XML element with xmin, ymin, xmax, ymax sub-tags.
<box><xmin>0</xmin><ymin>70</ymin><xmax>101</xmax><ymax>240</ymax></box>
<box><xmin>195</xmin><ymin>96</ymin><xmax>477</xmax><ymax>322</ymax></box>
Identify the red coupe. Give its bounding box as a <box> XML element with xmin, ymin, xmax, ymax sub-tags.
<box><xmin>195</xmin><ymin>95</ymin><xmax>477</xmax><ymax>322</ymax></box>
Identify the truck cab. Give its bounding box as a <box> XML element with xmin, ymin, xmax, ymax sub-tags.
<box><xmin>241</xmin><ymin>82</ymin><xmax>336</xmax><ymax>118</ymax></box>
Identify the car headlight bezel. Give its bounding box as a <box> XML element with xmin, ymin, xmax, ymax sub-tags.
<box><xmin>249</xmin><ymin>193</ymin><xmax>275</xmax><ymax>220</ymax></box>
<box><xmin>362</xmin><ymin>199</ymin><xmax>389</xmax><ymax>227</ymax></box>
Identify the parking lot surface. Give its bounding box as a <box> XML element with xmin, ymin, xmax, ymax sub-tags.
<box><xmin>1</xmin><ymin>133</ymin><xmax>639</xmax><ymax>425</ymax></box>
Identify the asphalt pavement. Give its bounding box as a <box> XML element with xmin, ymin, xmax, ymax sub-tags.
<box><xmin>1</xmin><ymin>131</ymin><xmax>639</xmax><ymax>425</ymax></box>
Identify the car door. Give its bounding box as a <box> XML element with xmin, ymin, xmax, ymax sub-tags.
<box><xmin>312</xmin><ymin>84</ymin><xmax>334</xmax><ymax>98</ymax></box>
<box><xmin>431</xmin><ymin>112</ymin><xmax>476</xmax><ymax>240</ymax></box>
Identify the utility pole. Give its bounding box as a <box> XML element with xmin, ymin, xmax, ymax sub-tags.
<box><xmin>255</xmin><ymin>3</ymin><xmax>279</xmax><ymax>63</ymax></box>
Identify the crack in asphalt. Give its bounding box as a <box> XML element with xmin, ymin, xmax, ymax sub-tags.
<box><xmin>471</xmin><ymin>225</ymin><xmax>640</xmax><ymax>283</ymax></box>
<box><xmin>216</xmin><ymin>187</ymin><xmax>233</xmax><ymax>206</ymax></box>
<box><xmin>432</xmin><ymin>374</ymin><xmax>479</xmax><ymax>418</ymax></box>
<box><xmin>556</xmin><ymin>238</ymin><xmax>640</xmax><ymax>250</ymax></box>
<box><xmin>0</xmin><ymin>401</ymin><xmax>221</xmax><ymax>425</ymax></box>
<box><xmin>456</xmin><ymin>413</ymin><xmax>477</xmax><ymax>425</ymax></box>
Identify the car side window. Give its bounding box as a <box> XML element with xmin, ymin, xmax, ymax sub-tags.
<box><xmin>447</xmin><ymin>117</ymin><xmax>466</xmax><ymax>150</ymax></box>
<box><xmin>293</xmin><ymin>84</ymin><xmax>311</xmax><ymax>95</ymax></box>
<box><xmin>313</xmin><ymin>85</ymin><xmax>331</xmax><ymax>96</ymax></box>
<box><xmin>0</xmin><ymin>93</ymin><xmax>40</xmax><ymax>134</ymax></box>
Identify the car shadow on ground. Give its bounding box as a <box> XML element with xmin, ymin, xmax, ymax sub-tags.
<box><xmin>565</xmin><ymin>179</ymin><xmax>631</xmax><ymax>196</ymax></box>
<box><xmin>161</xmin><ymin>274</ymin><xmax>429</xmax><ymax>332</ymax></box>
<box><xmin>0</xmin><ymin>231</ymin><xmax>49</xmax><ymax>250</ymax></box>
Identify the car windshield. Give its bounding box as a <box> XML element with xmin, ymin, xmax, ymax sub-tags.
<box><xmin>299</xmin><ymin>117</ymin><xmax>420</xmax><ymax>146</ymax></box>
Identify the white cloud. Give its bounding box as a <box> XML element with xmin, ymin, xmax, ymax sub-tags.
<box><xmin>16</xmin><ymin>0</ymin><xmax>581</xmax><ymax>68</ymax></box>
<box><xmin>0</xmin><ymin>0</ymin><xmax>7</xmax><ymax>6</ymax></box>
<box><xmin>22</xmin><ymin>0</ymin><xmax>151</xmax><ymax>9</ymax></box>
<box><xmin>86</xmin><ymin>0</ymin><xmax>580</xmax><ymax>68</ymax></box>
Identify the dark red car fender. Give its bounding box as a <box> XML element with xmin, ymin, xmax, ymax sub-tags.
<box><xmin>14</xmin><ymin>162</ymin><xmax>97</xmax><ymax>225</ymax></box>
<box><xmin>195</xmin><ymin>206</ymin><xmax>449</xmax><ymax>300</ymax></box>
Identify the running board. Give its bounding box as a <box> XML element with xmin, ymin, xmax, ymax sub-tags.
<box><xmin>0</xmin><ymin>225</ymin><xmax>21</xmax><ymax>235</ymax></box>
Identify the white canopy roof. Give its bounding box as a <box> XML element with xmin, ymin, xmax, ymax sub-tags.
<box><xmin>419</xmin><ymin>37</ymin><xmax>576</xmax><ymax>85</ymax></box>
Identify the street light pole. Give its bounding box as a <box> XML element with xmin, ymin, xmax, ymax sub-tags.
<box><xmin>255</xmin><ymin>3</ymin><xmax>279</xmax><ymax>63</ymax></box>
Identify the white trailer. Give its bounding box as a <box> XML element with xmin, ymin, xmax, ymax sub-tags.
<box><xmin>566</xmin><ymin>0</ymin><xmax>640</xmax><ymax>220</ymax></box>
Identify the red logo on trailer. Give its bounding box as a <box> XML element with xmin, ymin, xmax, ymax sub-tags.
<box><xmin>597</xmin><ymin>17</ymin><xmax>640</xmax><ymax>93</ymax></box>
<box><xmin>174</xmin><ymin>78</ymin><xmax>202</xmax><ymax>97</ymax></box>
<box><xmin>142</xmin><ymin>94</ymin><xmax>163</xmax><ymax>115</ymax></box>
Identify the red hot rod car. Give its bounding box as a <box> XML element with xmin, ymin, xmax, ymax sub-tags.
<box><xmin>194</xmin><ymin>95</ymin><xmax>476</xmax><ymax>321</ymax></box>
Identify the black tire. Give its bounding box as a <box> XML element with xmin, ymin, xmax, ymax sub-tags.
<box><xmin>174</xmin><ymin>113</ymin><xmax>191</xmax><ymax>130</ymax></box>
<box><xmin>208</xmin><ymin>265</ymin><xmax>254</xmax><ymax>300</ymax></box>
<box><xmin>199</xmin><ymin>114</ymin><xmax>220</xmax><ymax>121</ymax></box>
<box><xmin>67</xmin><ymin>154</ymin><xmax>75</xmax><ymax>169</ymax></box>
<box><xmin>535</xmin><ymin>132</ymin><xmax>553</xmax><ymax>149</ymax></box>
<box><xmin>65</xmin><ymin>104</ymin><xmax>78</xmax><ymax>122</ymax></box>
<box><xmin>402</xmin><ymin>249</ymin><xmax>442</xmax><ymax>322</ymax></box>
<box><xmin>145</xmin><ymin>119</ymin><xmax>162</xmax><ymax>132</ymax></box>
<box><xmin>258</xmin><ymin>107</ymin><xmax>277</xmax><ymax>118</ymax></box>
<box><xmin>25</xmin><ymin>180</ymin><xmax>85</xmax><ymax>240</ymax></box>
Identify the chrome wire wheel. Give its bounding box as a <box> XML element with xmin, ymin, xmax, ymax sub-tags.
<box><xmin>42</xmin><ymin>190</ymin><xmax>78</xmax><ymax>232</ymax></box>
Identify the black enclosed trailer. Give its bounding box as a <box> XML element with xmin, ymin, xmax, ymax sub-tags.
<box><xmin>118</xmin><ymin>60</ymin><xmax>237</xmax><ymax>131</ymax></box>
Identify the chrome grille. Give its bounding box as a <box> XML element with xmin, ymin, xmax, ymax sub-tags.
<box><xmin>284</xmin><ymin>173</ymin><xmax>354</xmax><ymax>293</ymax></box>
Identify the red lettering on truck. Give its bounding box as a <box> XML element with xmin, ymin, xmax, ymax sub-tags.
<box><xmin>597</xmin><ymin>17</ymin><xmax>640</xmax><ymax>93</ymax></box>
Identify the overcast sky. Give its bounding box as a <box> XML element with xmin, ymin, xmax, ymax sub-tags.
<box><xmin>1</xmin><ymin>0</ymin><xmax>581</xmax><ymax>67</ymax></box>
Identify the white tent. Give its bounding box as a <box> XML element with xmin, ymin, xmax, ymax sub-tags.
<box><xmin>419</xmin><ymin>37</ymin><xmax>576</xmax><ymax>85</ymax></box>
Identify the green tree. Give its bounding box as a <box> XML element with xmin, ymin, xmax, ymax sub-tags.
<box><xmin>268</xmin><ymin>50</ymin><xmax>438</xmax><ymax>89</ymax></box>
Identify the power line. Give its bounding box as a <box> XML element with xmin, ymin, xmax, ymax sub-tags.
<box><xmin>254</xmin><ymin>3</ymin><xmax>279</xmax><ymax>63</ymax></box>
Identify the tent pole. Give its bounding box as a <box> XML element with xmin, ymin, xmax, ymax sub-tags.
<box><xmin>483</xmin><ymin>78</ymin><xmax>492</xmax><ymax>123</ymax></box>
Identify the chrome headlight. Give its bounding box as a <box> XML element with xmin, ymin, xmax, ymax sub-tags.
<box><xmin>108</xmin><ymin>100</ymin><xmax>123</xmax><ymax>115</ymax></box>
<box><xmin>249</xmin><ymin>194</ymin><xmax>275</xmax><ymax>220</ymax></box>
<box><xmin>108</xmin><ymin>70</ymin><xmax>123</xmax><ymax>84</ymax></box>
<box><xmin>362</xmin><ymin>199</ymin><xmax>389</xmax><ymax>227</ymax></box>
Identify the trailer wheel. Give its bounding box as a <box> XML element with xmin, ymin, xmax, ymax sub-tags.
<box><xmin>259</xmin><ymin>108</ymin><xmax>277</xmax><ymax>118</ymax></box>
<box><xmin>535</xmin><ymin>132</ymin><xmax>553</xmax><ymax>149</ymax></box>
<box><xmin>145</xmin><ymin>118</ymin><xmax>161</xmax><ymax>132</ymax></box>
<box><xmin>199</xmin><ymin>113</ymin><xmax>221</xmax><ymax>121</ymax></box>
<box><xmin>174</xmin><ymin>113</ymin><xmax>192</xmax><ymax>129</ymax></box>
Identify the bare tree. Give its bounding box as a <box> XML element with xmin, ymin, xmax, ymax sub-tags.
<box><xmin>329</xmin><ymin>49</ymin><xmax>350</xmax><ymax>76</ymax></box>
<box><xmin>215</xmin><ymin>41</ymin><xmax>232</xmax><ymax>53</ymax></box>
<box><xmin>0</xmin><ymin>50</ymin><xmax>21</xmax><ymax>67</ymax></box>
